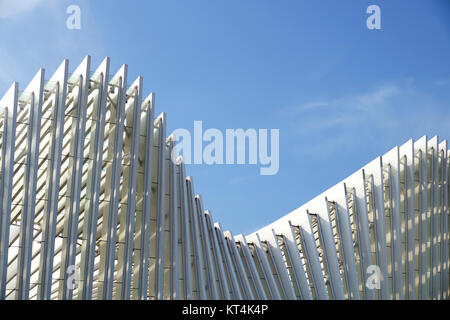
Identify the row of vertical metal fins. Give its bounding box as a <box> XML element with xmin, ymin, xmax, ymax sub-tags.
<box><xmin>0</xmin><ymin>57</ymin><xmax>448</xmax><ymax>299</ymax></box>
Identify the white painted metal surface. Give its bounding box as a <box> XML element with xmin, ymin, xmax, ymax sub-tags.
<box><xmin>0</xmin><ymin>56</ymin><xmax>448</xmax><ymax>300</ymax></box>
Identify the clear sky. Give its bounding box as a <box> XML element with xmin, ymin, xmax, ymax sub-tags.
<box><xmin>1</xmin><ymin>0</ymin><xmax>449</xmax><ymax>236</ymax></box>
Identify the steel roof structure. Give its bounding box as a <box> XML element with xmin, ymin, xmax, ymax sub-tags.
<box><xmin>0</xmin><ymin>57</ymin><xmax>448</xmax><ymax>300</ymax></box>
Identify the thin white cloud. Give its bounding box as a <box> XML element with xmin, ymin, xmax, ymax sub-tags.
<box><xmin>0</xmin><ymin>0</ymin><xmax>106</xmax><ymax>92</ymax></box>
<box><xmin>230</xmin><ymin>175</ymin><xmax>257</xmax><ymax>185</ymax></box>
<box><xmin>300</xmin><ymin>115</ymin><xmax>360</xmax><ymax>131</ymax></box>
<box><xmin>0</xmin><ymin>0</ymin><xmax>45</xmax><ymax>18</ymax></box>
<box><xmin>356</xmin><ymin>86</ymin><xmax>399</xmax><ymax>110</ymax></box>
<box><xmin>299</xmin><ymin>101</ymin><xmax>329</xmax><ymax>111</ymax></box>
<box><xmin>288</xmin><ymin>85</ymin><xmax>400</xmax><ymax>131</ymax></box>
<box><xmin>282</xmin><ymin>85</ymin><xmax>400</xmax><ymax>120</ymax></box>
<box><xmin>282</xmin><ymin>80</ymin><xmax>450</xmax><ymax>159</ymax></box>
<box><xmin>434</xmin><ymin>79</ymin><xmax>450</xmax><ymax>87</ymax></box>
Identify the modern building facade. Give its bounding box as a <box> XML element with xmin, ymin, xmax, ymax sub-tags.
<box><xmin>0</xmin><ymin>57</ymin><xmax>448</xmax><ymax>300</ymax></box>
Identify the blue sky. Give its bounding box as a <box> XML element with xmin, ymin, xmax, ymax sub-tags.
<box><xmin>1</xmin><ymin>0</ymin><xmax>449</xmax><ymax>236</ymax></box>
